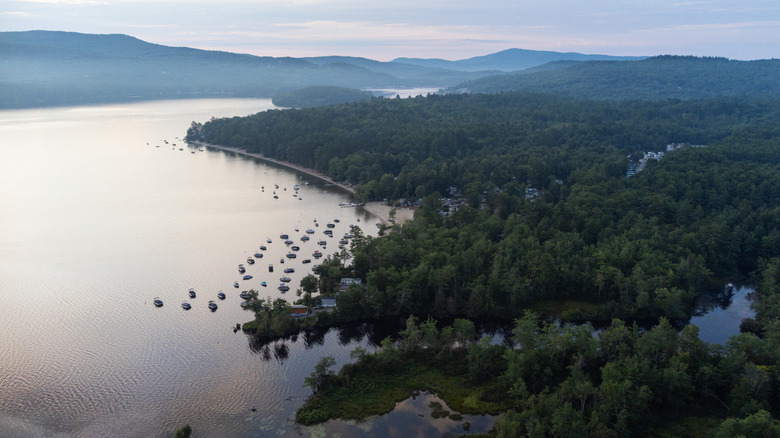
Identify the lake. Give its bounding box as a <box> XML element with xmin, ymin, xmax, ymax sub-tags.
<box><xmin>0</xmin><ymin>99</ymin><xmax>408</xmax><ymax>437</ymax></box>
<box><xmin>0</xmin><ymin>98</ymin><xmax>753</xmax><ymax>437</ymax></box>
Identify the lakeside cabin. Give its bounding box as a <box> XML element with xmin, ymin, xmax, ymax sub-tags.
<box><xmin>339</xmin><ymin>277</ymin><xmax>363</xmax><ymax>293</ymax></box>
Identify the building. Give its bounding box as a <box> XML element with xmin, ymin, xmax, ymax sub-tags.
<box><xmin>290</xmin><ymin>304</ymin><xmax>312</xmax><ymax>317</ymax></box>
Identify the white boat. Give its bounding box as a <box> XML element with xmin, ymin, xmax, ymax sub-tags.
<box><xmin>153</xmin><ymin>297</ymin><xmax>163</xmax><ymax>307</ymax></box>
<box><xmin>181</xmin><ymin>301</ymin><xmax>191</xmax><ymax>310</ymax></box>
<box><xmin>188</xmin><ymin>288</ymin><xmax>196</xmax><ymax>298</ymax></box>
<box><xmin>208</xmin><ymin>300</ymin><xmax>218</xmax><ymax>311</ymax></box>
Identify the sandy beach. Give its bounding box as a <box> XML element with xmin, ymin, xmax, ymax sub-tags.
<box><xmin>196</xmin><ymin>142</ymin><xmax>415</xmax><ymax>225</ymax></box>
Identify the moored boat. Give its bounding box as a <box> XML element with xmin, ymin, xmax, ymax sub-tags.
<box><xmin>268</xmin><ymin>264</ymin><xmax>274</xmax><ymax>272</ymax></box>
<box><xmin>217</xmin><ymin>291</ymin><xmax>226</xmax><ymax>300</ymax></box>
<box><xmin>291</xmin><ymin>245</ymin><xmax>300</xmax><ymax>251</ymax></box>
<box><xmin>240</xmin><ymin>291</ymin><xmax>250</xmax><ymax>299</ymax></box>
<box><xmin>280</xmin><ymin>276</ymin><xmax>292</xmax><ymax>282</ymax></box>
<box><xmin>302</xmin><ymin>259</ymin><xmax>311</xmax><ymax>264</ymax></box>
<box><xmin>261</xmin><ymin>281</ymin><xmax>267</xmax><ymax>287</ymax></box>
<box><xmin>243</xmin><ymin>274</ymin><xmax>253</xmax><ymax>280</ymax></box>
<box><xmin>301</xmin><ymin>235</ymin><xmax>310</xmax><ymax>241</ymax></box>
<box><xmin>284</xmin><ymin>267</ymin><xmax>295</xmax><ymax>273</ymax></box>
<box><xmin>238</xmin><ymin>264</ymin><xmax>246</xmax><ymax>273</ymax></box>
<box><xmin>208</xmin><ymin>300</ymin><xmax>218</xmax><ymax>311</ymax></box>
<box><xmin>234</xmin><ymin>281</ymin><xmax>239</xmax><ymax>288</ymax></box>
<box><xmin>153</xmin><ymin>297</ymin><xmax>163</xmax><ymax>307</ymax></box>
<box><xmin>278</xmin><ymin>284</ymin><xmax>290</xmax><ymax>292</ymax></box>
<box><xmin>181</xmin><ymin>301</ymin><xmax>191</xmax><ymax>310</ymax></box>
<box><xmin>247</xmin><ymin>257</ymin><xmax>255</xmax><ymax>264</ymax></box>
<box><xmin>188</xmin><ymin>288</ymin><xmax>196</xmax><ymax>298</ymax></box>
<box><xmin>286</xmin><ymin>253</ymin><xmax>297</xmax><ymax>258</ymax></box>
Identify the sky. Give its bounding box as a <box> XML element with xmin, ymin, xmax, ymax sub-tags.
<box><xmin>2</xmin><ymin>0</ymin><xmax>779</xmax><ymax>61</ymax></box>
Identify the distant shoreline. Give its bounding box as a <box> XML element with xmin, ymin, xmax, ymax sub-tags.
<box><xmin>193</xmin><ymin>142</ymin><xmax>414</xmax><ymax>225</ymax></box>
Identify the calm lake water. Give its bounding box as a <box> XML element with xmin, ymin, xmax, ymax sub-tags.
<box><xmin>0</xmin><ymin>99</ymin><xmax>752</xmax><ymax>437</ymax></box>
<box><xmin>0</xmin><ymin>99</ymin><xmax>487</xmax><ymax>438</ymax></box>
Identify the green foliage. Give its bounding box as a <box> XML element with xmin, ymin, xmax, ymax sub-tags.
<box><xmin>173</xmin><ymin>424</ymin><xmax>192</xmax><ymax>438</ymax></box>
<box><xmin>272</xmin><ymin>86</ymin><xmax>373</xmax><ymax>108</ymax></box>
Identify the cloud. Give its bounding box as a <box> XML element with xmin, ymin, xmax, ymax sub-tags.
<box><xmin>1</xmin><ymin>11</ymin><xmax>36</xmax><ymax>16</ymax></box>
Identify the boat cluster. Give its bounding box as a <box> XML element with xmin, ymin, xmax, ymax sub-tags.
<box><xmin>178</xmin><ymin>287</ymin><xmax>222</xmax><ymax>311</ymax></box>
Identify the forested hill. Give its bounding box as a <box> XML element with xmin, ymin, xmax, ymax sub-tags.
<box><xmin>2</xmin><ymin>30</ymin><xmax>641</xmax><ymax>109</ymax></box>
<box><xmin>449</xmin><ymin>56</ymin><xmax>780</xmax><ymax>100</ymax></box>
<box><xmin>192</xmin><ymin>93</ymin><xmax>780</xmax><ymax>321</ymax></box>
<box><xmin>394</xmin><ymin>47</ymin><xmax>645</xmax><ymax>72</ymax></box>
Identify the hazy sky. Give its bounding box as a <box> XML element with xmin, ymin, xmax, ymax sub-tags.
<box><xmin>2</xmin><ymin>0</ymin><xmax>779</xmax><ymax>61</ymax></box>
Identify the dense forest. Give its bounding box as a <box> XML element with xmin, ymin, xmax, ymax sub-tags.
<box><xmin>271</xmin><ymin>86</ymin><xmax>374</xmax><ymax>108</ymax></box>
<box><xmin>448</xmin><ymin>56</ymin><xmax>780</xmax><ymax>100</ymax></box>
<box><xmin>192</xmin><ymin>94</ymin><xmax>780</xmax><ymax>322</ymax></box>
<box><xmin>205</xmin><ymin>92</ymin><xmax>780</xmax><ymax>434</ymax></box>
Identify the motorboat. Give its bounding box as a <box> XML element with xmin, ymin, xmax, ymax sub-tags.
<box><xmin>208</xmin><ymin>300</ymin><xmax>218</xmax><ymax>311</ymax></box>
<box><xmin>153</xmin><ymin>297</ymin><xmax>163</xmax><ymax>307</ymax></box>
<box><xmin>254</xmin><ymin>251</ymin><xmax>263</xmax><ymax>258</ymax></box>
<box><xmin>301</xmin><ymin>235</ymin><xmax>310</xmax><ymax>241</ymax></box>
<box><xmin>240</xmin><ymin>301</ymin><xmax>248</xmax><ymax>308</ymax></box>
<box><xmin>261</xmin><ymin>281</ymin><xmax>267</xmax><ymax>287</ymax></box>
<box><xmin>291</xmin><ymin>245</ymin><xmax>300</xmax><ymax>251</ymax></box>
<box><xmin>181</xmin><ymin>301</ymin><xmax>191</xmax><ymax>310</ymax></box>
<box><xmin>306</xmin><ymin>229</ymin><xmax>315</xmax><ymax>234</ymax></box>
<box><xmin>284</xmin><ymin>267</ymin><xmax>295</xmax><ymax>273</ymax></box>
<box><xmin>260</xmin><ymin>245</ymin><xmax>267</xmax><ymax>251</ymax></box>
<box><xmin>247</xmin><ymin>257</ymin><xmax>255</xmax><ymax>264</ymax></box>
<box><xmin>278</xmin><ymin>284</ymin><xmax>290</xmax><ymax>292</ymax></box>
<box><xmin>294</xmin><ymin>226</ymin><xmax>299</xmax><ymax>231</ymax></box>
<box><xmin>268</xmin><ymin>264</ymin><xmax>274</xmax><ymax>272</ymax></box>
<box><xmin>280</xmin><ymin>234</ymin><xmax>289</xmax><ymax>239</ymax></box>
<box><xmin>188</xmin><ymin>288</ymin><xmax>196</xmax><ymax>298</ymax></box>
<box><xmin>267</xmin><ymin>238</ymin><xmax>272</xmax><ymax>243</ymax></box>
<box><xmin>333</xmin><ymin>219</ymin><xmax>340</xmax><ymax>223</ymax></box>
<box><xmin>339</xmin><ymin>239</ymin><xmax>349</xmax><ymax>245</ymax></box>
<box><xmin>217</xmin><ymin>291</ymin><xmax>226</xmax><ymax>300</ymax></box>
<box><xmin>313</xmin><ymin>251</ymin><xmax>322</xmax><ymax>258</ymax></box>
<box><xmin>240</xmin><ymin>291</ymin><xmax>250</xmax><ymax>299</ymax></box>
<box><xmin>327</xmin><ymin>223</ymin><xmax>335</xmax><ymax>228</ymax></box>
<box><xmin>302</xmin><ymin>259</ymin><xmax>311</xmax><ymax>264</ymax></box>
<box><xmin>284</xmin><ymin>239</ymin><xmax>294</xmax><ymax>245</ymax></box>
<box><xmin>234</xmin><ymin>281</ymin><xmax>239</xmax><ymax>288</ymax></box>
<box><xmin>280</xmin><ymin>276</ymin><xmax>292</xmax><ymax>282</ymax></box>
<box><xmin>286</xmin><ymin>253</ymin><xmax>297</xmax><ymax>259</ymax></box>
<box><xmin>238</xmin><ymin>264</ymin><xmax>246</xmax><ymax>273</ymax></box>
<box><xmin>318</xmin><ymin>241</ymin><xmax>326</xmax><ymax>246</ymax></box>
<box><xmin>243</xmin><ymin>275</ymin><xmax>253</xmax><ymax>280</ymax></box>
<box><xmin>280</xmin><ymin>258</ymin><xmax>285</xmax><ymax>264</ymax></box>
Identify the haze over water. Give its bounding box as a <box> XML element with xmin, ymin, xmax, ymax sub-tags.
<box><xmin>0</xmin><ymin>99</ymin><xmax>384</xmax><ymax>437</ymax></box>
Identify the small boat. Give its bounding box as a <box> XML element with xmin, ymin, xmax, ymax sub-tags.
<box><xmin>294</xmin><ymin>226</ymin><xmax>300</xmax><ymax>231</ymax></box>
<box><xmin>238</xmin><ymin>264</ymin><xmax>246</xmax><ymax>273</ymax></box>
<box><xmin>260</xmin><ymin>245</ymin><xmax>267</xmax><ymax>251</ymax></box>
<box><xmin>278</xmin><ymin>284</ymin><xmax>290</xmax><ymax>292</ymax></box>
<box><xmin>234</xmin><ymin>281</ymin><xmax>239</xmax><ymax>288</ymax></box>
<box><xmin>301</xmin><ymin>235</ymin><xmax>310</xmax><ymax>241</ymax></box>
<box><xmin>291</xmin><ymin>245</ymin><xmax>300</xmax><ymax>251</ymax></box>
<box><xmin>284</xmin><ymin>239</ymin><xmax>294</xmax><ymax>245</ymax></box>
<box><xmin>240</xmin><ymin>291</ymin><xmax>250</xmax><ymax>299</ymax></box>
<box><xmin>280</xmin><ymin>234</ymin><xmax>289</xmax><ymax>239</ymax></box>
<box><xmin>317</xmin><ymin>240</ymin><xmax>326</xmax><ymax>246</ymax></box>
<box><xmin>188</xmin><ymin>288</ymin><xmax>196</xmax><ymax>298</ymax></box>
<box><xmin>273</xmin><ymin>195</ymin><xmax>278</xmax><ymax>199</ymax></box>
<box><xmin>254</xmin><ymin>252</ymin><xmax>263</xmax><ymax>259</ymax></box>
<box><xmin>240</xmin><ymin>300</ymin><xmax>248</xmax><ymax>308</ymax></box>
<box><xmin>261</xmin><ymin>281</ymin><xmax>267</xmax><ymax>287</ymax></box>
<box><xmin>267</xmin><ymin>238</ymin><xmax>272</xmax><ymax>243</ymax></box>
<box><xmin>243</xmin><ymin>275</ymin><xmax>253</xmax><ymax>280</ymax></box>
<box><xmin>286</xmin><ymin>253</ymin><xmax>297</xmax><ymax>259</ymax></box>
<box><xmin>217</xmin><ymin>291</ymin><xmax>226</xmax><ymax>300</ymax></box>
<box><xmin>327</xmin><ymin>223</ymin><xmax>335</xmax><ymax>228</ymax></box>
<box><xmin>280</xmin><ymin>258</ymin><xmax>285</xmax><ymax>264</ymax></box>
<box><xmin>306</xmin><ymin>229</ymin><xmax>315</xmax><ymax>234</ymax></box>
<box><xmin>302</xmin><ymin>259</ymin><xmax>311</xmax><ymax>264</ymax></box>
<box><xmin>313</xmin><ymin>251</ymin><xmax>322</xmax><ymax>258</ymax></box>
<box><xmin>153</xmin><ymin>297</ymin><xmax>163</xmax><ymax>307</ymax></box>
<box><xmin>333</xmin><ymin>219</ymin><xmax>340</xmax><ymax>223</ymax></box>
<box><xmin>280</xmin><ymin>276</ymin><xmax>292</xmax><ymax>282</ymax></box>
<box><xmin>247</xmin><ymin>257</ymin><xmax>255</xmax><ymax>264</ymax></box>
<box><xmin>284</xmin><ymin>267</ymin><xmax>295</xmax><ymax>273</ymax></box>
<box><xmin>208</xmin><ymin>300</ymin><xmax>218</xmax><ymax>311</ymax></box>
<box><xmin>312</xmin><ymin>265</ymin><xmax>319</xmax><ymax>271</ymax></box>
<box><xmin>324</xmin><ymin>230</ymin><xmax>333</xmax><ymax>236</ymax></box>
<box><xmin>181</xmin><ymin>301</ymin><xmax>191</xmax><ymax>310</ymax></box>
<box><xmin>339</xmin><ymin>239</ymin><xmax>349</xmax><ymax>245</ymax></box>
<box><xmin>315</xmin><ymin>223</ymin><xmax>319</xmax><ymax>227</ymax></box>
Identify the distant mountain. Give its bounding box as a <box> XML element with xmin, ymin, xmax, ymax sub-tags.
<box><xmin>393</xmin><ymin>48</ymin><xmax>646</xmax><ymax>72</ymax></box>
<box><xmin>448</xmin><ymin>56</ymin><xmax>780</xmax><ymax>100</ymax></box>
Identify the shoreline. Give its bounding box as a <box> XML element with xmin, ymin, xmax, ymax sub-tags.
<box><xmin>193</xmin><ymin>142</ymin><xmax>414</xmax><ymax>225</ymax></box>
